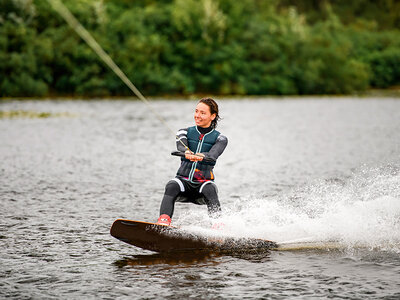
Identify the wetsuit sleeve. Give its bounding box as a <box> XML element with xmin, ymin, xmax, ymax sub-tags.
<box><xmin>202</xmin><ymin>134</ymin><xmax>228</xmax><ymax>162</ymax></box>
<box><xmin>176</xmin><ymin>128</ymin><xmax>189</xmax><ymax>152</ymax></box>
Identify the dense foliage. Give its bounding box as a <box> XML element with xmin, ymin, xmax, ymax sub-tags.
<box><xmin>1</xmin><ymin>0</ymin><xmax>399</xmax><ymax>97</ymax></box>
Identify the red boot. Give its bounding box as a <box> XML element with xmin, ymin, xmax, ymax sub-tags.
<box><xmin>157</xmin><ymin>214</ymin><xmax>171</xmax><ymax>226</ymax></box>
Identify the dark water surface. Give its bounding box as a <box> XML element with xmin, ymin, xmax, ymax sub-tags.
<box><xmin>1</xmin><ymin>98</ymin><xmax>400</xmax><ymax>299</ymax></box>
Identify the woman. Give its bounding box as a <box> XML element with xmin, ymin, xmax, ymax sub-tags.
<box><xmin>157</xmin><ymin>98</ymin><xmax>228</xmax><ymax>226</ymax></box>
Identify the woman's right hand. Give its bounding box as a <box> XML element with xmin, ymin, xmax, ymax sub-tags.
<box><xmin>185</xmin><ymin>150</ymin><xmax>204</xmax><ymax>162</ymax></box>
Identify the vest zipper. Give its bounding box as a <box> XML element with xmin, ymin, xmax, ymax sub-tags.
<box><xmin>188</xmin><ymin>128</ymin><xmax>214</xmax><ymax>182</ymax></box>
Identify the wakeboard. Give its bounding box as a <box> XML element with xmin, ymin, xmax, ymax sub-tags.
<box><xmin>110</xmin><ymin>219</ymin><xmax>278</xmax><ymax>253</ymax></box>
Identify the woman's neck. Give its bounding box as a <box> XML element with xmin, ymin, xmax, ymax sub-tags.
<box><xmin>197</xmin><ymin>125</ymin><xmax>213</xmax><ymax>134</ymax></box>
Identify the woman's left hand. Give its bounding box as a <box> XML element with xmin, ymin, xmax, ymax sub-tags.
<box><xmin>185</xmin><ymin>152</ymin><xmax>204</xmax><ymax>162</ymax></box>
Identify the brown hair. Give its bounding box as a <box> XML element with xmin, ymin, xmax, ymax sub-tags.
<box><xmin>199</xmin><ymin>97</ymin><xmax>221</xmax><ymax>128</ymax></box>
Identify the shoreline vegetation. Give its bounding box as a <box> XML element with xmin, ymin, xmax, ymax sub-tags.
<box><xmin>1</xmin><ymin>89</ymin><xmax>398</xmax><ymax>119</ymax></box>
<box><xmin>0</xmin><ymin>110</ymin><xmax>76</xmax><ymax>119</ymax></box>
<box><xmin>1</xmin><ymin>87</ymin><xmax>400</xmax><ymax>102</ymax></box>
<box><xmin>1</xmin><ymin>0</ymin><xmax>400</xmax><ymax>98</ymax></box>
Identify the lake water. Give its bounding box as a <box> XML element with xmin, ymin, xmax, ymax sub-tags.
<box><xmin>1</xmin><ymin>97</ymin><xmax>399</xmax><ymax>299</ymax></box>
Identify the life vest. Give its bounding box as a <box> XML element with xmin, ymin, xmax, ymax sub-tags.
<box><xmin>177</xmin><ymin>126</ymin><xmax>220</xmax><ymax>182</ymax></box>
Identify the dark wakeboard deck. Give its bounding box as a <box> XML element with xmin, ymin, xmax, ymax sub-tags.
<box><xmin>110</xmin><ymin>219</ymin><xmax>278</xmax><ymax>253</ymax></box>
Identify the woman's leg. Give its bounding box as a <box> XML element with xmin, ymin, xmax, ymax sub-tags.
<box><xmin>200</xmin><ymin>183</ymin><xmax>221</xmax><ymax>218</ymax></box>
<box><xmin>159</xmin><ymin>180</ymin><xmax>182</xmax><ymax>218</ymax></box>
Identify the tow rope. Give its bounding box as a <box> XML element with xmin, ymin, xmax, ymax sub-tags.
<box><xmin>47</xmin><ymin>0</ymin><xmax>191</xmax><ymax>153</ymax></box>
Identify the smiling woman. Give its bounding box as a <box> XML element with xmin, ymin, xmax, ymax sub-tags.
<box><xmin>157</xmin><ymin>98</ymin><xmax>228</xmax><ymax>227</ymax></box>
<box><xmin>194</xmin><ymin>98</ymin><xmax>221</xmax><ymax>128</ymax></box>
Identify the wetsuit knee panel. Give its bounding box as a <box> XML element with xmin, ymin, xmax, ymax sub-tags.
<box><xmin>200</xmin><ymin>182</ymin><xmax>218</xmax><ymax>197</ymax></box>
<box><xmin>164</xmin><ymin>180</ymin><xmax>182</xmax><ymax>196</ymax></box>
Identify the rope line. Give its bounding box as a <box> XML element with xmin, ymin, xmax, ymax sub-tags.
<box><xmin>48</xmin><ymin>0</ymin><xmax>190</xmax><ymax>152</ymax></box>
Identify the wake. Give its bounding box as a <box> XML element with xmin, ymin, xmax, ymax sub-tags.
<box><xmin>179</xmin><ymin>164</ymin><xmax>400</xmax><ymax>253</ymax></box>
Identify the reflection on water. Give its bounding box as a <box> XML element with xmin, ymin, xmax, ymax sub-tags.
<box><xmin>114</xmin><ymin>252</ymin><xmax>220</xmax><ymax>267</ymax></box>
<box><xmin>114</xmin><ymin>249</ymin><xmax>273</xmax><ymax>267</ymax></box>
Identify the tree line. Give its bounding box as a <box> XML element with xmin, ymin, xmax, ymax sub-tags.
<box><xmin>1</xmin><ymin>0</ymin><xmax>399</xmax><ymax>97</ymax></box>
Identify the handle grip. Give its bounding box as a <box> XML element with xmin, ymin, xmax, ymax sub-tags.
<box><xmin>171</xmin><ymin>151</ymin><xmax>215</xmax><ymax>163</ymax></box>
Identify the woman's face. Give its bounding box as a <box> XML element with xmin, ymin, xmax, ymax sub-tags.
<box><xmin>194</xmin><ymin>102</ymin><xmax>216</xmax><ymax>128</ymax></box>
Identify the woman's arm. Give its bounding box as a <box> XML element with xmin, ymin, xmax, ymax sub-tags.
<box><xmin>175</xmin><ymin>128</ymin><xmax>189</xmax><ymax>152</ymax></box>
<box><xmin>201</xmin><ymin>134</ymin><xmax>228</xmax><ymax>162</ymax></box>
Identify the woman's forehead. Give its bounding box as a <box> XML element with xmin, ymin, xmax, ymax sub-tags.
<box><xmin>196</xmin><ymin>102</ymin><xmax>210</xmax><ymax>112</ymax></box>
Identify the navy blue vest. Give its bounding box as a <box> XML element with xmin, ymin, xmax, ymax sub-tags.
<box><xmin>177</xmin><ymin>126</ymin><xmax>220</xmax><ymax>182</ymax></box>
<box><xmin>186</xmin><ymin>126</ymin><xmax>220</xmax><ymax>164</ymax></box>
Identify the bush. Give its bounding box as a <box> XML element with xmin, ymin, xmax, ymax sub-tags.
<box><xmin>364</xmin><ymin>47</ymin><xmax>400</xmax><ymax>88</ymax></box>
<box><xmin>0</xmin><ymin>0</ymin><xmax>398</xmax><ymax>97</ymax></box>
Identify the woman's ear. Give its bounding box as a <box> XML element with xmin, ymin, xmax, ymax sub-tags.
<box><xmin>211</xmin><ymin>113</ymin><xmax>216</xmax><ymax>121</ymax></box>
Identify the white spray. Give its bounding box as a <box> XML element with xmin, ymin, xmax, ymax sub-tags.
<box><xmin>179</xmin><ymin>165</ymin><xmax>400</xmax><ymax>252</ymax></box>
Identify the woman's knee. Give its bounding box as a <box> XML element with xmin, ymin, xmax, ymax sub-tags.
<box><xmin>164</xmin><ymin>180</ymin><xmax>182</xmax><ymax>196</ymax></box>
<box><xmin>201</xmin><ymin>182</ymin><xmax>218</xmax><ymax>198</ymax></box>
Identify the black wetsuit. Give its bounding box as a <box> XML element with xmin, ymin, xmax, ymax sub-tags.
<box><xmin>159</xmin><ymin>125</ymin><xmax>228</xmax><ymax>218</ymax></box>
